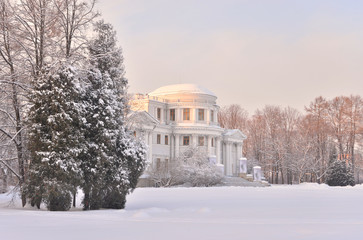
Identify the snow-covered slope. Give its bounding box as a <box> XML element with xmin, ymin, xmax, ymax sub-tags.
<box><xmin>1</xmin><ymin>184</ymin><xmax>363</xmax><ymax>240</ymax></box>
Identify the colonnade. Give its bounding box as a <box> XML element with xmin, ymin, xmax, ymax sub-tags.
<box><xmin>143</xmin><ymin>130</ymin><xmax>244</xmax><ymax>177</ymax></box>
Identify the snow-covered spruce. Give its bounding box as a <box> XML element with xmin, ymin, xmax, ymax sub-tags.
<box><xmin>79</xmin><ymin>20</ymin><xmax>146</xmax><ymax>210</ymax></box>
<box><xmin>326</xmin><ymin>159</ymin><xmax>355</xmax><ymax>187</ymax></box>
<box><xmin>25</xmin><ymin>21</ymin><xmax>146</xmax><ymax>211</ymax></box>
<box><xmin>26</xmin><ymin>66</ymin><xmax>83</xmax><ymax>211</ymax></box>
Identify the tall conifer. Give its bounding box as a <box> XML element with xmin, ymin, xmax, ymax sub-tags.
<box><xmin>80</xmin><ymin>21</ymin><xmax>146</xmax><ymax>210</ymax></box>
<box><xmin>26</xmin><ymin>66</ymin><xmax>83</xmax><ymax>210</ymax></box>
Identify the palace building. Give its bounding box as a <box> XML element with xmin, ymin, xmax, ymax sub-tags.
<box><xmin>129</xmin><ymin>84</ymin><xmax>247</xmax><ymax>176</ymax></box>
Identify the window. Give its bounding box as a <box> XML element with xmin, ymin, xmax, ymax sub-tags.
<box><xmin>157</xmin><ymin>108</ymin><xmax>161</xmax><ymax>121</ymax></box>
<box><xmin>165</xmin><ymin>135</ymin><xmax>169</xmax><ymax>145</ymax></box>
<box><xmin>157</xmin><ymin>134</ymin><xmax>161</xmax><ymax>144</ymax></box>
<box><xmin>183</xmin><ymin>108</ymin><xmax>190</xmax><ymax>120</ymax></box>
<box><xmin>170</xmin><ymin>109</ymin><xmax>175</xmax><ymax>121</ymax></box>
<box><xmin>211</xmin><ymin>137</ymin><xmax>214</xmax><ymax>147</ymax></box>
<box><xmin>198</xmin><ymin>109</ymin><xmax>204</xmax><ymax>121</ymax></box>
<box><xmin>210</xmin><ymin>110</ymin><xmax>214</xmax><ymax>122</ymax></box>
<box><xmin>183</xmin><ymin>136</ymin><xmax>190</xmax><ymax>145</ymax></box>
<box><xmin>198</xmin><ymin>136</ymin><xmax>204</xmax><ymax>146</ymax></box>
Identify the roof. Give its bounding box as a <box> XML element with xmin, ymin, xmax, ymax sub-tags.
<box><xmin>149</xmin><ymin>84</ymin><xmax>216</xmax><ymax>97</ymax></box>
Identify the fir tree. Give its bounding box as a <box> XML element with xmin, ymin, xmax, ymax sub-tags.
<box><xmin>326</xmin><ymin>159</ymin><xmax>355</xmax><ymax>187</ymax></box>
<box><xmin>80</xmin><ymin>68</ymin><xmax>125</xmax><ymax>210</ymax></box>
<box><xmin>328</xmin><ymin>146</ymin><xmax>338</xmax><ymax>165</ymax></box>
<box><xmin>26</xmin><ymin>66</ymin><xmax>83</xmax><ymax>210</ymax></box>
<box><xmin>88</xmin><ymin>20</ymin><xmax>128</xmax><ymax>97</ymax></box>
<box><xmin>80</xmin><ymin>20</ymin><xmax>146</xmax><ymax>210</ymax></box>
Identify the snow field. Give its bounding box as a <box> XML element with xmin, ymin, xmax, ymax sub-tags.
<box><xmin>1</xmin><ymin>184</ymin><xmax>363</xmax><ymax>240</ymax></box>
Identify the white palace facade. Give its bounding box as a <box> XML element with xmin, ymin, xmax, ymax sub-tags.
<box><xmin>129</xmin><ymin>84</ymin><xmax>247</xmax><ymax>176</ymax></box>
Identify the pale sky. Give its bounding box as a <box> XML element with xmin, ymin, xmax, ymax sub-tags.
<box><xmin>97</xmin><ymin>0</ymin><xmax>363</xmax><ymax>114</ymax></box>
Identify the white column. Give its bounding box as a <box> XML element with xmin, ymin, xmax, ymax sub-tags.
<box><xmin>240</xmin><ymin>158</ymin><xmax>247</xmax><ymax>174</ymax></box>
<box><xmin>229</xmin><ymin>143</ymin><xmax>233</xmax><ymax>176</ymax></box>
<box><xmin>175</xmin><ymin>134</ymin><xmax>180</xmax><ymax>158</ymax></box>
<box><xmin>144</xmin><ymin>131</ymin><xmax>148</xmax><ymax>144</ymax></box>
<box><xmin>224</xmin><ymin>143</ymin><xmax>228</xmax><ymax>174</ymax></box>
<box><xmin>231</xmin><ymin>143</ymin><xmax>235</xmax><ymax>176</ymax></box>
<box><xmin>192</xmin><ymin>134</ymin><xmax>197</xmax><ymax>147</ymax></box>
<box><xmin>238</xmin><ymin>144</ymin><xmax>243</xmax><ymax>159</ymax></box>
<box><xmin>170</xmin><ymin>133</ymin><xmax>174</xmax><ymax>160</ymax></box>
<box><xmin>192</xmin><ymin>108</ymin><xmax>196</xmax><ymax>123</ymax></box>
<box><xmin>207</xmin><ymin>136</ymin><xmax>211</xmax><ymax>155</ymax></box>
<box><xmin>226</xmin><ymin>142</ymin><xmax>231</xmax><ymax>175</ymax></box>
<box><xmin>234</xmin><ymin>144</ymin><xmax>239</xmax><ymax>176</ymax></box>
<box><xmin>253</xmin><ymin>166</ymin><xmax>262</xmax><ymax>181</ymax></box>
<box><xmin>164</xmin><ymin>108</ymin><xmax>167</xmax><ymax>123</ymax></box>
<box><xmin>148</xmin><ymin>132</ymin><xmax>153</xmax><ymax>162</ymax></box>
<box><xmin>142</xmin><ymin>131</ymin><xmax>146</xmax><ymax>160</ymax></box>
<box><xmin>216</xmin><ymin>138</ymin><xmax>221</xmax><ymax>164</ymax></box>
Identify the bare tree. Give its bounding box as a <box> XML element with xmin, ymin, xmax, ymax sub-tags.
<box><xmin>0</xmin><ymin>0</ymin><xmax>30</xmax><ymax>204</ymax></box>
<box><xmin>53</xmin><ymin>0</ymin><xmax>98</xmax><ymax>60</ymax></box>
<box><xmin>280</xmin><ymin>107</ymin><xmax>301</xmax><ymax>184</ymax></box>
<box><xmin>343</xmin><ymin>95</ymin><xmax>363</xmax><ymax>171</ymax></box>
<box><xmin>218</xmin><ymin>95</ymin><xmax>362</xmax><ymax>185</ymax></box>
<box><xmin>218</xmin><ymin>104</ymin><xmax>249</xmax><ymax>130</ymax></box>
<box><xmin>304</xmin><ymin>96</ymin><xmax>330</xmax><ymax>183</ymax></box>
<box><xmin>327</xmin><ymin>96</ymin><xmax>349</xmax><ymax>157</ymax></box>
<box><xmin>218</xmin><ymin>104</ymin><xmax>249</xmax><ymax>155</ymax></box>
<box><xmin>0</xmin><ymin>0</ymin><xmax>98</xmax><ymax>205</ymax></box>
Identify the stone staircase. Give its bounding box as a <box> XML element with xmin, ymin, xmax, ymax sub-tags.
<box><xmin>219</xmin><ymin>176</ymin><xmax>270</xmax><ymax>187</ymax></box>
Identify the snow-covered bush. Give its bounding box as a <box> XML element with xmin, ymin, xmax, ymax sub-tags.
<box><xmin>177</xmin><ymin>147</ymin><xmax>223</xmax><ymax>187</ymax></box>
<box><xmin>147</xmin><ymin>161</ymin><xmax>179</xmax><ymax>187</ymax></box>
<box><xmin>45</xmin><ymin>184</ymin><xmax>72</xmax><ymax>211</ymax></box>
<box><xmin>148</xmin><ymin>147</ymin><xmax>223</xmax><ymax>187</ymax></box>
<box><xmin>326</xmin><ymin>160</ymin><xmax>355</xmax><ymax>187</ymax></box>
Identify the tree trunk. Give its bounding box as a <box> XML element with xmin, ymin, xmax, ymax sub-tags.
<box><xmin>83</xmin><ymin>190</ymin><xmax>90</xmax><ymax>210</ymax></box>
<box><xmin>73</xmin><ymin>190</ymin><xmax>76</xmax><ymax>208</ymax></box>
<box><xmin>11</xmin><ymin>74</ymin><xmax>26</xmax><ymax>207</ymax></box>
<box><xmin>280</xmin><ymin>168</ymin><xmax>284</xmax><ymax>184</ymax></box>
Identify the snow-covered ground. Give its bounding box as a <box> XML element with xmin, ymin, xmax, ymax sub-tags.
<box><xmin>1</xmin><ymin>184</ymin><xmax>363</xmax><ymax>240</ymax></box>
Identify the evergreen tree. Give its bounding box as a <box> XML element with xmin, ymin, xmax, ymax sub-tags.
<box><xmin>88</xmin><ymin>20</ymin><xmax>128</xmax><ymax>97</ymax></box>
<box><xmin>26</xmin><ymin>66</ymin><xmax>83</xmax><ymax>210</ymax></box>
<box><xmin>102</xmin><ymin>132</ymin><xmax>146</xmax><ymax>209</ymax></box>
<box><xmin>80</xmin><ymin>20</ymin><xmax>146</xmax><ymax>210</ymax></box>
<box><xmin>326</xmin><ymin>159</ymin><xmax>355</xmax><ymax>186</ymax></box>
<box><xmin>328</xmin><ymin>146</ymin><xmax>338</xmax><ymax>165</ymax></box>
<box><xmin>80</xmin><ymin>68</ymin><xmax>125</xmax><ymax>210</ymax></box>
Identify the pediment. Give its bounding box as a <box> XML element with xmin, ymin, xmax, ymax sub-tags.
<box><xmin>223</xmin><ymin>129</ymin><xmax>247</xmax><ymax>140</ymax></box>
<box><xmin>126</xmin><ymin>111</ymin><xmax>159</xmax><ymax>129</ymax></box>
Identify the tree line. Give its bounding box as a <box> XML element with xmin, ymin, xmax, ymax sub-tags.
<box><xmin>218</xmin><ymin>95</ymin><xmax>363</xmax><ymax>184</ymax></box>
<box><xmin>0</xmin><ymin>0</ymin><xmax>146</xmax><ymax>210</ymax></box>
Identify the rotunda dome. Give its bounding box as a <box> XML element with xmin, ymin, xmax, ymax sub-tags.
<box><xmin>149</xmin><ymin>84</ymin><xmax>216</xmax><ymax>98</ymax></box>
